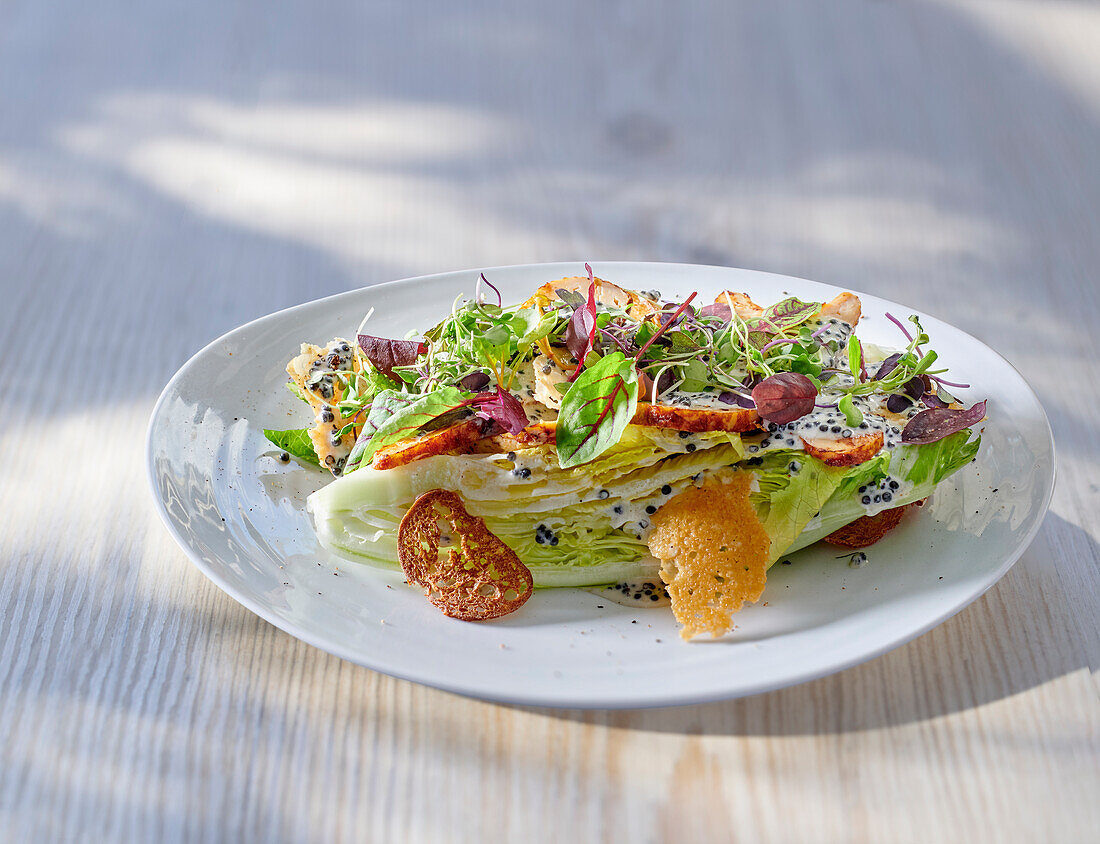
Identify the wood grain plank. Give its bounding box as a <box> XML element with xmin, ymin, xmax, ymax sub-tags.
<box><xmin>0</xmin><ymin>0</ymin><xmax>1098</xmax><ymax>841</ymax></box>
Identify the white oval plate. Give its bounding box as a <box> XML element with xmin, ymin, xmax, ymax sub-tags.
<box><xmin>147</xmin><ymin>262</ymin><xmax>1054</xmax><ymax>708</ymax></box>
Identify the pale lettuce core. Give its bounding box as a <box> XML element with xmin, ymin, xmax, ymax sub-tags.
<box><xmin>308</xmin><ymin>425</ymin><xmax>979</xmax><ymax>588</ymax></box>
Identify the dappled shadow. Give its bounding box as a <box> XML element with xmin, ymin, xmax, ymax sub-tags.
<box><xmin>2</xmin><ymin>1</ymin><xmax>1100</xmax><ymax>833</ymax></box>
<box><xmin>1</xmin><ymin>1</ymin><xmax>1099</xmax><ymax>415</ymax></box>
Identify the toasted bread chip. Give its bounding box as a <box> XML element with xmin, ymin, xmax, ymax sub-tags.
<box><xmin>823</xmin><ymin>500</ymin><xmax>925</xmax><ymax>548</ymax></box>
<box><xmin>647</xmin><ymin>472</ymin><xmax>771</xmax><ymax>640</ymax></box>
<box><xmin>800</xmin><ymin>431</ymin><xmax>884</xmax><ymax>466</ymax></box>
<box><xmin>397</xmin><ymin>489</ymin><xmax>534</xmax><ymax>621</ymax></box>
<box><xmin>633</xmin><ymin>402</ymin><xmax>760</xmax><ymax>433</ymax></box>
<box><xmin>372</xmin><ymin>418</ymin><xmax>489</xmax><ymax>470</ymax></box>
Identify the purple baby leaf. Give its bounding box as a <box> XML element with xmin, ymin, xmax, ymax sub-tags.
<box><xmin>697</xmin><ymin>303</ymin><xmax>731</xmax><ymax>322</ymax></box>
<box><xmin>751</xmin><ymin>372</ymin><xmax>817</xmax><ymax>424</ymax></box>
<box><xmin>718</xmin><ymin>390</ymin><xmax>755</xmax><ymax>408</ymax></box>
<box><xmin>901</xmin><ymin>400</ymin><xmax>987</xmax><ymax>445</ymax></box>
<box><xmin>873</xmin><ymin>353</ymin><xmax>903</xmax><ymax>381</ymax></box>
<box><xmin>458</xmin><ymin>371</ymin><xmax>491</xmax><ymax>392</ymax></box>
<box><xmin>563</xmin><ymin>299</ymin><xmax>596</xmax><ymax>360</ymax></box>
<box><xmin>471</xmin><ymin>387</ymin><xmax>529</xmax><ymax>434</ymax></box>
<box><xmin>357</xmin><ymin>334</ymin><xmax>427</xmax><ymax>378</ymax></box>
<box><xmin>922</xmin><ymin>392</ymin><xmax>949</xmax><ymax>409</ymax></box>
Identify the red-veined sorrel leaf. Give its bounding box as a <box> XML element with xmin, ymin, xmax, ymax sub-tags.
<box><xmin>556</xmin><ymin>352</ymin><xmax>639</xmax><ymax>468</ymax></box>
<box><xmin>901</xmin><ymin>400</ymin><xmax>987</xmax><ymax>445</ymax></box>
<box><xmin>764</xmin><ymin>297</ymin><xmax>821</xmax><ymax>331</ymax></box>
<box><xmin>564</xmin><ymin>264</ymin><xmax>599</xmax><ymax>379</ymax></box>
<box><xmin>750</xmin><ymin>372</ymin><xmax>817</xmax><ymax>425</ymax></box>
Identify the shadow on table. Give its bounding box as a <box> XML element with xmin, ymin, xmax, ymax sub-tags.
<box><xmin>507</xmin><ymin>512</ymin><xmax>1093</xmax><ymax>736</ymax></box>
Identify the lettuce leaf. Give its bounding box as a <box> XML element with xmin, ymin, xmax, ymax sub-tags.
<box><xmin>344</xmin><ymin>386</ymin><xmax>467</xmax><ymax>472</ymax></box>
<box><xmin>263</xmin><ymin>428</ymin><xmax>320</xmax><ymax>467</ymax></box>
<box><xmin>749</xmin><ymin>451</ymin><xmax>857</xmax><ymax>561</ymax></box>
<box><xmin>783</xmin><ymin>430</ymin><xmax>981</xmax><ymax>555</ymax></box>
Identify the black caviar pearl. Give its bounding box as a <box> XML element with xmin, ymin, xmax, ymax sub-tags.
<box><xmin>819</xmin><ymin>424</ymin><xmax>829</xmax><ymax>432</ymax></box>
<box><xmin>862</xmin><ymin>495</ymin><xmax>871</xmax><ymax>504</ymax></box>
<box><xmin>661</xmin><ymin>485</ymin><xmax>672</xmax><ymax>495</ymax></box>
<box><xmin>889</xmin><ymin>480</ymin><xmax>899</xmax><ymax>490</ymax></box>
<box><xmin>678</xmin><ymin>431</ymin><xmax>691</xmax><ymax>439</ymax></box>
<box><xmin>882</xmin><ymin>492</ymin><xmax>893</xmax><ymax>502</ymax></box>
<box><xmin>613</xmin><ymin>505</ymin><xmax>623</xmax><ymax>515</ymax></box>
<box><xmin>321</xmin><ymin>408</ymin><xmax>334</xmax><ymax>423</ymax></box>
<box><xmin>645</xmin><ymin>505</ymin><xmax>657</xmax><ymax>515</ymax></box>
<box><xmin>831</xmin><ymin>426</ymin><xmax>841</xmax><ymax>433</ymax></box>
<box><xmin>279</xmin><ymin>452</ymin><xmax>290</xmax><ymax>462</ymax></box>
<box><xmin>506</xmin><ymin>451</ymin><xmax>516</xmax><ymax>461</ymax></box>
<box><xmin>550</xmin><ymin>536</ymin><xmax>558</xmax><ymax>546</ymax></box>
<box><xmin>520</xmin><ymin>468</ymin><xmax>531</xmax><ymax>479</ymax></box>
<box><xmin>686</xmin><ymin>443</ymin><xmax>697</xmax><ymax>452</ymax></box>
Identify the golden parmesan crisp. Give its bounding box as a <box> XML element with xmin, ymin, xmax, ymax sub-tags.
<box><xmin>647</xmin><ymin>472</ymin><xmax>770</xmax><ymax>640</ymax></box>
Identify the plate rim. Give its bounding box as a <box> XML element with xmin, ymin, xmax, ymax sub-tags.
<box><xmin>146</xmin><ymin>261</ymin><xmax>1057</xmax><ymax>708</ymax></box>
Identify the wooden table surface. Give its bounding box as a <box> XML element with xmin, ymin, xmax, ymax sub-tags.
<box><xmin>2</xmin><ymin>1</ymin><xmax>1097</xmax><ymax>841</ymax></box>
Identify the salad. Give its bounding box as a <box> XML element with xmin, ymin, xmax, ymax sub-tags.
<box><xmin>266</xmin><ymin>267</ymin><xmax>985</xmax><ymax>639</ymax></box>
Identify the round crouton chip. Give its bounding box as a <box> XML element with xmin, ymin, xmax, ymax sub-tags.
<box><xmin>397</xmin><ymin>489</ymin><xmax>533</xmax><ymax>621</ymax></box>
<box><xmin>824</xmin><ymin>500</ymin><xmax>925</xmax><ymax>548</ymax></box>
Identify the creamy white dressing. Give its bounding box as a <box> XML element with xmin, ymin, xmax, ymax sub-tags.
<box><xmin>657</xmin><ymin>389</ymin><xmax>745</xmax><ymax>409</ymax></box>
<box><xmin>812</xmin><ymin>318</ymin><xmax>855</xmax><ymax>369</ymax></box>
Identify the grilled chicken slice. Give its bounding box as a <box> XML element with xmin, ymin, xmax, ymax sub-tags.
<box><xmin>371</xmin><ymin>417</ymin><xmax>491</xmax><ymax>470</ymax></box>
<box><xmin>632</xmin><ymin>403</ymin><xmax>760</xmax><ymax>433</ymax></box>
<box><xmin>712</xmin><ymin>291</ymin><xmax>862</xmax><ymax>326</ymax></box>
<box><xmin>800</xmin><ymin>431</ymin><xmax>884</xmax><ymax>466</ymax></box>
<box><xmin>712</xmin><ymin>291</ymin><xmax>765</xmax><ymax>319</ymax></box>
<box><xmin>527</xmin><ymin>276</ymin><xmax>661</xmax><ymax>321</ymax></box>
